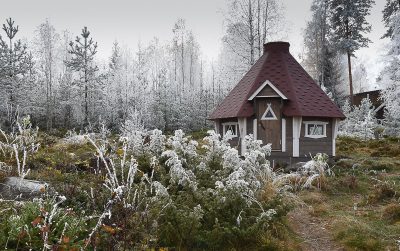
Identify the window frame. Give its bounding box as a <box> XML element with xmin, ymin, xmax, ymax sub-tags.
<box><xmin>222</xmin><ymin>122</ymin><xmax>239</xmax><ymax>137</ymax></box>
<box><xmin>303</xmin><ymin>121</ymin><xmax>328</xmax><ymax>139</ymax></box>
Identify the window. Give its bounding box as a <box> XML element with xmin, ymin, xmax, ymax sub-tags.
<box><xmin>304</xmin><ymin>121</ymin><xmax>328</xmax><ymax>138</ymax></box>
<box><xmin>261</xmin><ymin>103</ymin><xmax>277</xmax><ymax>120</ymax></box>
<box><xmin>222</xmin><ymin>122</ymin><xmax>238</xmax><ymax>137</ymax></box>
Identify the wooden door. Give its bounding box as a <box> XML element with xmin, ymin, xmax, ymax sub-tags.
<box><xmin>257</xmin><ymin>98</ymin><xmax>281</xmax><ymax>150</ymax></box>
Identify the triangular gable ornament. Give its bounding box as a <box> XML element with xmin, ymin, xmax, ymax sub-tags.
<box><xmin>261</xmin><ymin>103</ymin><xmax>277</xmax><ymax>120</ymax></box>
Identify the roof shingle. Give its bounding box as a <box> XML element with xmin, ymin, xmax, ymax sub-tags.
<box><xmin>209</xmin><ymin>42</ymin><xmax>345</xmax><ymax>120</ymax></box>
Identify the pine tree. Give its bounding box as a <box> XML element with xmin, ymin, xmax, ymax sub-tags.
<box><xmin>303</xmin><ymin>0</ymin><xmax>346</xmax><ymax>105</ymax></box>
<box><xmin>65</xmin><ymin>27</ymin><xmax>99</xmax><ymax>126</ymax></box>
<box><xmin>0</xmin><ymin>18</ymin><xmax>31</xmax><ymax>105</ymax></box>
<box><xmin>382</xmin><ymin>0</ymin><xmax>400</xmax><ymax>39</ymax></box>
<box><xmin>330</xmin><ymin>0</ymin><xmax>375</xmax><ymax>105</ymax></box>
<box><xmin>109</xmin><ymin>41</ymin><xmax>122</xmax><ymax>72</ymax></box>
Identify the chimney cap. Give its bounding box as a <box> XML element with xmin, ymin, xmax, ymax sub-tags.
<box><xmin>263</xmin><ymin>42</ymin><xmax>290</xmax><ymax>54</ymax></box>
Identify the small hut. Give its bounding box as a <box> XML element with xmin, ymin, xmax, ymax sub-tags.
<box><xmin>209</xmin><ymin>42</ymin><xmax>345</xmax><ymax>161</ymax></box>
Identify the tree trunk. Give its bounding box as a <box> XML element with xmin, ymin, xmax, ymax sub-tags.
<box><xmin>347</xmin><ymin>50</ymin><xmax>354</xmax><ymax>105</ymax></box>
<box><xmin>248</xmin><ymin>0</ymin><xmax>254</xmax><ymax>65</ymax></box>
<box><xmin>181</xmin><ymin>35</ymin><xmax>185</xmax><ymax>94</ymax></box>
<box><xmin>85</xmin><ymin>78</ymin><xmax>88</xmax><ymax>126</ymax></box>
<box><xmin>257</xmin><ymin>0</ymin><xmax>261</xmax><ymax>57</ymax></box>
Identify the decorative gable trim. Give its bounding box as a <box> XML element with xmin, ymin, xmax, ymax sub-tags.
<box><xmin>248</xmin><ymin>80</ymin><xmax>288</xmax><ymax>101</ymax></box>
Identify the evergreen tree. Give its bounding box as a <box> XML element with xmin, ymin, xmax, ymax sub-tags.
<box><xmin>382</xmin><ymin>0</ymin><xmax>400</xmax><ymax>39</ymax></box>
<box><xmin>330</xmin><ymin>0</ymin><xmax>374</xmax><ymax>104</ymax></box>
<box><xmin>303</xmin><ymin>0</ymin><xmax>346</xmax><ymax>105</ymax></box>
<box><xmin>65</xmin><ymin>27</ymin><xmax>99</xmax><ymax>126</ymax></box>
<box><xmin>379</xmin><ymin>12</ymin><xmax>400</xmax><ymax>136</ymax></box>
<box><xmin>0</xmin><ymin>18</ymin><xmax>32</xmax><ymax>105</ymax></box>
<box><xmin>339</xmin><ymin>98</ymin><xmax>378</xmax><ymax>139</ymax></box>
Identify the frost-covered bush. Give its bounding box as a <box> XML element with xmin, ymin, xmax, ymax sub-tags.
<box><xmin>1</xmin><ymin>128</ymin><xmax>304</xmax><ymax>250</ymax></box>
<box><xmin>298</xmin><ymin>153</ymin><xmax>332</xmax><ymax>189</ymax></box>
<box><xmin>62</xmin><ymin>129</ymin><xmax>87</xmax><ymax>145</ymax></box>
<box><xmin>157</xmin><ymin>130</ymin><xmax>294</xmax><ymax>250</ymax></box>
<box><xmin>0</xmin><ymin>115</ymin><xmax>40</xmax><ymax>178</ymax></box>
<box><xmin>339</xmin><ymin>98</ymin><xmax>380</xmax><ymax>140</ymax></box>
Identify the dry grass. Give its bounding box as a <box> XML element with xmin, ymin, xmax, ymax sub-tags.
<box><xmin>289</xmin><ymin>136</ymin><xmax>400</xmax><ymax>250</ymax></box>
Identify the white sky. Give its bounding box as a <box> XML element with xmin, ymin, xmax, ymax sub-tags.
<box><xmin>0</xmin><ymin>0</ymin><xmax>388</xmax><ymax>89</ymax></box>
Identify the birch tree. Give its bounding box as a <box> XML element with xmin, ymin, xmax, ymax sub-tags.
<box><xmin>33</xmin><ymin>20</ymin><xmax>60</xmax><ymax>130</ymax></box>
<box><xmin>223</xmin><ymin>0</ymin><xmax>285</xmax><ymax>68</ymax></box>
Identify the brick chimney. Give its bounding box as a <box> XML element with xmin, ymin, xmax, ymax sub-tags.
<box><xmin>263</xmin><ymin>42</ymin><xmax>290</xmax><ymax>54</ymax></box>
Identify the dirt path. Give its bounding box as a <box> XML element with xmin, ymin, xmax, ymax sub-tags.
<box><xmin>287</xmin><ymin>207</ymin><xmax>344</xmax><ymax>251</ymax></box>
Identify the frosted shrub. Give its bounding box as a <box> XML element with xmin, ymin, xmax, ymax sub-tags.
<box><xmin>62</xmin><ymin>129</ymin><xmax>87</xmax><ymax>145</ymax></box>
<box><xmin>162</xmin><ymin>149</ymin><xmax>197</xmax><ymax>189</ymax></box>
<box><xmin>85</xmin><ymin>131</ymin><xmax>170</xmax><ymax>247</ymax></box>
<box><xmin>0</xmin><ymin>115</ymin><xmax>39</xmax><ymax>178</ymax></box>
<box><xmin>299</xmin><ymin>153</ymin><xmax>332</xmax><ymax>189</ymax></box>
<box><xmin>201</xmin><ymin>130</ymin><xmax>233</xmax><ymax>160</ymax></box>
<box><xmin>149</xmin><ymin>129</ymin><xmax>166</xmax><ymax>155</ymax></box>
<box><xmin>2</xmin><ymin>127</ymin><xmax>303</xmax><ymax>250</ymax></box>
<box><xmin>339</xmin><ymin>98</ymin><xmax>379</xmax><ymax>140</ymax></box>
<box><xmin>166</xmin><ymin>129</ymin><xmax>198</xmax><ymax>158</ymax></box>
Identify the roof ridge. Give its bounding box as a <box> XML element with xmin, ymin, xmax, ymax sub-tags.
<box><xmin>236</xmin><ymin>54</ymin><xmax>269</xmax><ymax>117</ymax></box>
<box><xmin>281</xmin><ymin>53</ymin><xmax>301</xmax><ymax>114</ymax></box>
<box><xmin>245</xmin><ymin>52</ymin><xmax>270</xmax><ymax>100</ymax></box>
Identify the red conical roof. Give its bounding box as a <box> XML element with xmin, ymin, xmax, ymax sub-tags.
<box><xmin>209</xmin><ymin>42</ymin><xmax>345</xmax><ymax>120</ymax></box>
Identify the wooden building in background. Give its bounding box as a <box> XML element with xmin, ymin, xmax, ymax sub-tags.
<box><xmin>209</xmin><ymin>42</ymin><xmax>345</xmax><ymax>161</ymax></box>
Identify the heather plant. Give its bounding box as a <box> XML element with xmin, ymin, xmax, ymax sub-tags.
<box><xmin>0</xmin><ymin>194</ymin><xmax>87</xmax><ymax>250</ymax></box>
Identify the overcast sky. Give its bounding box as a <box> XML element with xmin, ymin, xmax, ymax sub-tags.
<box><xmin>1</xmin><ymin>0</ymin><xmax>389</xmax><ymax>89</ymax></box>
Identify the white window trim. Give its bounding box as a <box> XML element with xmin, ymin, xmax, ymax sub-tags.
<box><xmin>282</xmin><ymin>118</ymin><xmax>286</xmax><ymax>152</ymax></box>
<box><xmin>222</xmin><ymin>122</ymin><xmax>239</xmax><ymax>137</ymax></box>
<box><xmin>303</xmin><ymin>121</ymin><xmax>328</xmax><ymax>139</ymax></box>
<box><xmin>261</xmin><ymin>103</ymin><xmax>278</xmax><ymax>120</ymax></box>
<box><xmin>238</xmin><ymin>117</ymin><xmax>247</xmax><ymax>155</ymax></box>
<box><xmin>293</xmin><ymin>117</ymin><xmax>302</xmax><ymax>157</ymax></box>
<box><xmin>332</xmin><ymin>118</ymin><xmax>339</xmax><ymax>156</ymax></box>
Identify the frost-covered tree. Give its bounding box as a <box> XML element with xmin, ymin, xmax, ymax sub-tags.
<box><xmin>57</xmin><ymin>30</ymin><xmax>75</xmax><ymax>128</ymax></box>
<box><xmin>33</xmin><ymin>20</ymin><xmax>60</xmax><ymax>130</ymax></box>
<box><xmin>330</xmin><ymin>0</ymin><xmax>375</xmax><ymax>105</ymax></box>
<box><xmin>303</xmin><ymin>0</ymin><xmax>346</xmax><ymax>105</ymax></box>
<box><xmin>65</xmin><ymin>27</ymin><xmax>99</xmax><ymax>126</ymax></box>
<box><xmin>0</xmin><ymin>18</ymin><xmax>32</xmax><ymax>112</ymax></box>
<box><xmin>339</xmin><ymin>98</ymin><xmax>379</xmax><ymax>139</ymax></box>
<box><xmin>382</xmin><ymin>0</ymin><xmax>400</xmax><ymax>39</ymax></box>
<box><xmin>303</xmin><ymin>0</ymin><xmax>330</xmax><ymax>83</ymax></box>
<box><xmin>223</xmin><ymin>0</ymin><xmax>285</xmax><ymax>68</ymax></box>
<box><xmin>379</xmin><ymin>12</ymin><xmax>400</xmax><ymax>136</ymax></box>
<box><xmin>352</xmin><ymin>62</ymin><xmax>368</xmax><ymax>93</ymax></box>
